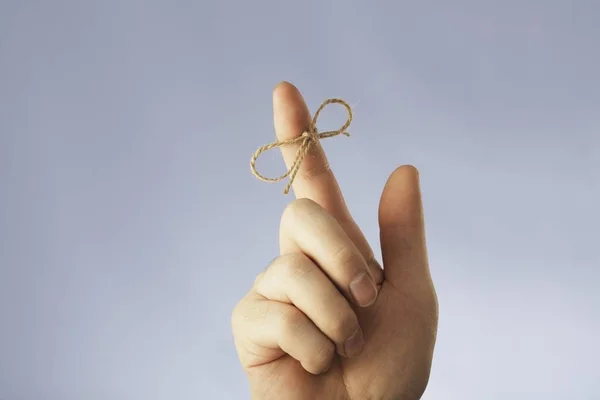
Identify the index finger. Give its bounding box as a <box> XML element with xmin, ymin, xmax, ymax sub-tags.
<box><xmin>273</xmin><ymin>81</ymin><xmax>349</xmax><ymax>219</ymax></box>
<box><xmin>273</xmin><ymin>82</ymin><xmax>383</xmax><ymax>286</ymax></box>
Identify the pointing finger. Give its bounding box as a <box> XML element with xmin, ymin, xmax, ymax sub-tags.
<box><xmin>273</xmin><ymin>82</ymin><xmax>350</xmax><ymax>218</ymax></box>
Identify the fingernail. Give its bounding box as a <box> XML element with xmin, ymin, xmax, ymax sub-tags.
<box><xmin>349</xmin><ymin>272</ymin><xmax>377</xmax><ymax>307</ymax></box>
<box><xmin>344</xmin><ymin>328</ymin><xmax>364</xmax><ymax>358</ymax></box>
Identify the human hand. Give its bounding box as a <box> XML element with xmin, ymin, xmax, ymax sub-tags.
<box><xmin>231</xmin><ymin>82</ymin><xmax>438</xmax><ymax>400</ymax></box>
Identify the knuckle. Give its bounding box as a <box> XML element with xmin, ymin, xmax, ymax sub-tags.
<box><xmin>393</xmin><ymin>164</ymin><xmax>420</xmax><ymax>181</ymax></box>
<box><xmin>276</xmin><ymin>253</ymin><xmax>314</xmax><ymax>281</ymax></box>
<box><xmin>281</xmin><ymin>198</ymin><xmax>319</xmax><ymax>224</ymax></box>
<box><xmin>256</xmin><ymin>254</ymin><xmax>317</xmax><ymax>299</ymax></box>
<box><xmin>230</xmin><ymin>305</ymin><xmax>240</xmax><ymax>331</ymax></box>
<box><xmin>280</xmin><ymin>307</ymin><xmax>307</xmax><ymax>336</ymax></box>
<box><xmin>331</xmin><ymin>244</ymin><xmax>363</xmax><ymax>273</ymax></box>
<box><xmin>230</xmin><ymin>299</ymin><xmax>248</xmax><ymax>333</ymax></box>
<box><xmin>253</xmin><ymin>271</ymin><xmax>265</xmax><ymax>286</ymax></box>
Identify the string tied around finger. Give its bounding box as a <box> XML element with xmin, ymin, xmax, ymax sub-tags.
<box><xmin>250</xmin><ymin>98</ymin><xmax>353</xmax><ymax>195</ymax></box>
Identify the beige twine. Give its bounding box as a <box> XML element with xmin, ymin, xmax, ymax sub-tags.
<box><xmin>250</xmin><ymin>98</ymin><xmax>353</xmax><ymax>194</ymax></box>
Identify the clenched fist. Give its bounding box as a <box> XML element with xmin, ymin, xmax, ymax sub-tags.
<box><xmin>231</xmin><ymin>82</ymin><xmax>438</xmax><ymax>400</ymax></box>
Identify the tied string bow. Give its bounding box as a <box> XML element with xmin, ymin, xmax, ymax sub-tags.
<box><xmin>250</xmin><ymin>98</ymin><xmax>353</xmax><ymax>194</ymax></box>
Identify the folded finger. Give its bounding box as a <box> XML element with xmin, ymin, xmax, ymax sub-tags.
<box><xmin>279</xmin><ymin>198</ymin><xmax>378</xmax><ymax>308</ymax></box>
<box><xmin>233</xmin><ymin>295</ymin><xmax>335</xmax><ymax>375</ymax></box>
<box><xmin>254</xmin><ymin>253</ymin><xmax>364</xmax><ymax>358</ymax></box>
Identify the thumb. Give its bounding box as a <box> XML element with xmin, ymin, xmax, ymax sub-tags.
<box><xmin>379</xmin><ymin>165</ymin><xmax>432</xmax><ymax>289</ymax></box>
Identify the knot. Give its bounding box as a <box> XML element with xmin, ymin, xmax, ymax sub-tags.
<box><xmin>250</xmin><ymin>98</ymin><xmax>353</xmax><ymax>194</ymax></box>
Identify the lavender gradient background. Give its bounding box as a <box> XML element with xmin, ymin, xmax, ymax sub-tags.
<box><xmin>1</xmin><ymin>1</ymin><xmax>599</xmax><ymax>399</ymax></box>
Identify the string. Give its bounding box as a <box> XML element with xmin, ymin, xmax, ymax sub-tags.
<box><xmin>250</xmin><ymin>98</ymin><xmax>352</xmax><ymax>194</ymax></box>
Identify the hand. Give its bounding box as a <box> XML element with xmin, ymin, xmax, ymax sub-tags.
<box><xmin>231</xmin><ymin>82</ymin><xmax>438</xmax><ymax>400</ymax></box>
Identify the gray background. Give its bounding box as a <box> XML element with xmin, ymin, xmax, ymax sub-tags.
<box><xmin>1</xmin><ymin>1</ymin><xmax>598</xmax><ymax>399</ymax></box>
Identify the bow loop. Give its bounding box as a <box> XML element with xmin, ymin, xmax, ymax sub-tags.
<box><xmin>250</xmin><ymin>98</ymin><xmax>353</xmax><ymax>194</ymax></box>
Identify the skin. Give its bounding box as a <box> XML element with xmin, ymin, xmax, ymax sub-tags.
<box><xmin>231</xmin><ymin>82</ymin><xmax>439</xmax><ymax>400</ymax></box>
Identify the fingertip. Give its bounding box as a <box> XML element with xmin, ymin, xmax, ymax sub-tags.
<box><xmin>273</xmin><ymin>81</ymin><xmax>301</xmax><ymax>104</ymax></box>
<box><xmin>382</xmin><ymin>165</ymin><xmax>421</xmax><ymax>201</ymax></box>
<box><xmin>273</xmin><ymin>81</ymin><xmax>311</xmax><ymax>141</ymax></box>
<box><xmin>303</xmin><ymin>361</ymin><xmax>330</xmax><ymax>376</ymax></box>
<box><xmin>303</xmin><ymin>340</ymin><xmax>335</xmax><ymax>375</ymax></box>
<box><xmin>379</xmin><ymin>164</ymin><xmax>423</xmax><ymax>228</ymax></box>
<box><xmin>320</xmin><ymin>363</ymin><xmax>332</xmax><ymax>374</ymax></box>
<box><xmin>274</xmin><ymin>80</ymin><xmax>292</xmax><ymax>93</ymax></box>
<box><xmin>344</xmin><ymin>328</ymin><xmax>365</xmax><ymax>358</ymax></box>
<box><xmin>385</xmin><ymin>165</ymin><xmax>420</xmax><ymax>188</ymax></box>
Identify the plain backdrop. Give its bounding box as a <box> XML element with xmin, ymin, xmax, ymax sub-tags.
<box><xmin>1</xmin><ymin>1</ymin><xmax>599</xmax><ymax>399</ymax></box>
